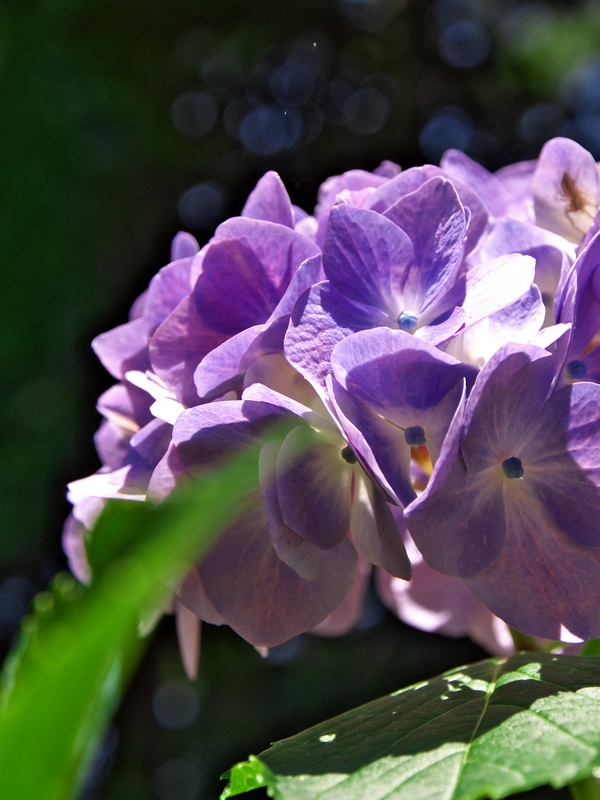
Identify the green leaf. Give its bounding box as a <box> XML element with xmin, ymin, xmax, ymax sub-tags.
<box><xmin>221</xmin><ymin>756</ymin><xmax>276</xmax><ymax>798</ymax></box>
<box><xmin>0</xmin><ymin>441</ymin><xmax>266</xmax><ymax>800</ymax></box>
<box><xmin>223</xmin><ymin>653</ymin><xmax>600</xmax><ymax>800</ymax></box>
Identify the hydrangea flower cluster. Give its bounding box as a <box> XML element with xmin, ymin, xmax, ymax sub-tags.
<box><xmin>65</xmin><ymin>137</ymin><xmax>600</xmax><ymax>675</ymax></box>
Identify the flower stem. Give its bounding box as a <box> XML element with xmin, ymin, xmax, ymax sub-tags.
<box><xmin>508</xmin><ymin>626</ymin><xmax>542</xmax><ymax>652</ymax></box>
<box><xmin>569</xmin><ymin>775</ymin><xmax>600</xmax><ymax>800</ymax></box>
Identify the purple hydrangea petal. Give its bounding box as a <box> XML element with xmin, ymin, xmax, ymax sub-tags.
<box><xmin>242</xmin><ymin>170</ymin><xmax>294</xmax><ymax>228</ymax></box>
<box><xmin>441</xmin><ymin>148</ymin><xmax>512</xmax><ymax>218</ymax></box>
<box><xmin>266</xmin><ymin>253</ymin><xmax>324</xmax><ymax>321</ymax></box>
<box><xmin>532</xmin><ymin>136</ymin><xmax>600</xmax><ymax>243</ymax></box>
<box><xmin>462</xmin><ymin>343</ymin><xmax>555</xmax><ymax>474</ymax></box>
<box><xmin>276</xmin><ymin>424</ymin><xmax>352</xmax><ymax>549</ymax></box>
<box><xmin>148</xmin><ymin>296</ymin><xmax>226</xmax><ymax>406</ymax></box>
<box><xmin>350</xmin><ymin>474</ymin><xmax>411</xmax><ymax>578</ymax></box>
<box><xmin>464</xmin><ymin>479</ymin><xmax>600</xmax><ymax>641</ymax></box>
<box><xmin>194</xmin><ymin>325</ymin><xmax>262</xmax><ymax>401</ymax></box>
<box><xmin>518</xmin><ymin>382</ymin><xmax>600</xmax><ymax>547</ymax></box>
<box><xmin>147</xmin><ymin>442</ymin><xmax>187</xmax><ymax>502</ymax></box>
<box><xmin>569</xmin><ymin>232</ymin><xmax>600</xmax><ymax>358</ymax></box>
<box><xmin>176</xmin><ymin>567</ymin><xmax>227</xmax><ymax>625</ymax></box>
<box><xmin>173</xmin><ymin>399</ymin><xmax>285</xmax><ymax>474</ymax></box>
<box><xmin>94</xmin><ymin>420</ymin><xmax>132</xmax><ymax>470</ymax></box>
<box><xmin>323</xmin><ymin>204</ymin><xmax>414</xmax><ymax>316</ymax></box>
<box><xmin>331</xmin><ymin>327</ymin><xmax>476</xmax><ymax>413</ymax></box>
<box><xmin>92</xmin><ymin>317</ymin><xmax>151</xmax><ymax>380</ymax></box>
<box><xmin>285</xmin><ymin>281</ymin><xmax>387</xmax><ymax>392</ymax></box>
<box><xmin>383</xmin><ymin>177</ymin><xmax>466</xmax><ymax>313</ymax></box>
<box><xmin>405</xmin><ymin>450</ymin><xmax>507</xmax><ymax>577</ymax></box>
<box><xmin>194</xmin><ymin>218</ymin><xmax>319</xmax><ymax>334</ymax></box>
<box><xmin>259</xmin><ymin>441</ymin><xmax>321</xmax><ymax>580</ymax></box>
<box><xmin>315</xmin><ymin>168</ymin><xmax>389</xmax><ymax>245</ymax></box>
<box><xmin>367</xmin><ymin>165</ymin><xmax>489</xmax><ymax>255</ymax></box>
<box><xmin>311</xmin><ymin>557</ymin><xmax>371</xmax><ymax>636</ymax></box>
<box><xmin>493</xmin><ymin>159</ymin><xmax>537</xmax><ymax>223</ymax></box>
<box><xmin>375</xmin><ymin>531</ymin><xmax>513</xmax><ymax>656</ymax></box>
<box><xmin>143</xmin><ymin>258</ymin><xmax>195</xmax><ymax>331</ymax></box>
<box><xmin>197</xmin><ymin>502</ymin><xmax>357</xmax><ymax>647</ymax></box>
<box><xmin>438</xmin><ymin>254</ymin><xmax>536</xmax><ymax>331</ymax></box>
<box><xmin>328</xmin><ymin>374</ymin><xmax>410</xmax><ymax>506</ymax></box>
<box><xmin>445</xmin><ymin>286</ymin><xmax>546</xmax><ymax>368</ymax></box>
<box><xmin>170</xmin><ymin>231</ymin><xmax>200</xmax><ymax>261</ymax></box>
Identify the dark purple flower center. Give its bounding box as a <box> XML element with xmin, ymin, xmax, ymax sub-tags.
<box><xmin>404</xmin><ymin>426</ymin><xmax>426</xmax><ymax>447</ymax></box>
<box><xmin>397</xmin><ymin>310</ymin><xmax>418</xmax><ymax>332</ymax></box>
<box><xmin>567</xmin><ymin>360</ymin><xmax>587</xmax><ymax>380</ymax></box>
<box><xmin>341</xmin><ymin>445</ymin><xmax>358</xmax><ymax>464</ymax></box>
<box><xmin>502</xmin><ymin>456</ymin><xmax>524</xmax><ymax>479</ymax></box>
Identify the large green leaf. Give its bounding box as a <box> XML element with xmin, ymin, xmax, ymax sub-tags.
<box><xmin>223</xmin><ymin>653</ymin><xmax>600</xmax><ymax>800</ymax></box>
<box><xmin>0</xmin><ymin>440</ymin><xmax>266</xmax><ymax>800</ymax></box>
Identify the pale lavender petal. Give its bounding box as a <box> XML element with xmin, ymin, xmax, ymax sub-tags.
<box><xmin>569</xmin><ymin>232</ymin><xmax>600</xmax><ymax>358</ymax></box>
<box><xmin>97</xmin><ymin>382</ymin><xmax>153</xmax><ymax>429</ymax></box>
<box><xmin>197</xmin><ymin>503</ymin><xmax>357</xmax><ymax>647</ymax></box>
<box><xmin>129</xmin><ymin>418</ymin><xmax>171</xmax><ymax>464</ymax></box>
<box><xmin>323</xmin><ymin>204</ymin><xmax>414</xmax><ymax>315</ymax></box>
<box><xmin>242</xmin><ymin>170</ymin><xmax>294</xmax><ymax>228</ymax></box>
<box><xmin>175</xmin><ymin>600</ymin><xmax>201</xmax><ymax>680</ymax></box>
<box><xmin>444</xmin><ymin>286</ymin><xmax>545</xmax><ymax>368</ymax></box>
<box><xmin>171</xmin><ymin>231</ymin><xmax>199</xmax><ymax>261</ymax></box>
<box><xmin>375</xmin><ymin>532</ymin><xmax>513</xmax><ymax>656</ymax></box>
<box><xmin>92</xmin><ymin>318</ymin><xmax>150</xmax><ymax>380</ymax></box>
<box><xmin>149</xmin><ymin>296</ymin><xmax>226</xmax><ymax>406</ymax></box>
<box><xmin>143</xmin><ymin>259</ymin><xmax>194</xmax><ymax>331</ymax></box>
<box><xmin>94</xmin><ymin>420</ymin><xmax>132</xmax><ymax>469</ymax></box>
<box><xmin>532</xmin><ymin>136</ymin><xmax>600</xmax><ymax>243</ymax></box>
<box><xmin>276</xmin><ymin>424</ymin><xmax>352</xmax><ymax>549</ymax></box>
<box><xmin>315</xmin><ymin>168</ymin><xmax>388</xmax><ymax>245</ymax></box>
<box><xmin>494</xmin><ymin>158</ymin><xmax>536</xmax><ymax>223</ymax></box>
<box><xmin>441</xmin><ymin>149</ymin><xmax>512</xmax><ymax>217</ymax></box>
<box><xmin>433</xmin><ymin>254</ymin><xmax>535</xmax><ymax>336</ymax></box>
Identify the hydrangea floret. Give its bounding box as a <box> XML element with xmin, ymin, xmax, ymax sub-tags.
<box><xmin>65</xmin><ymin>136</ymin><xmax>600</xmax><ymax>675</ymax></box>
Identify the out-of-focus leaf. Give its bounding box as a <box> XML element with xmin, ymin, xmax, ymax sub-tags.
<box><xmin>223</xmin><ymin>653</ymin><xmax>600</xmax><ymax>800</ymax></box>
<box><xmin>0</xmin><ymin>440</ymin><xmax>266</xmax><ymax>800</ymax></box>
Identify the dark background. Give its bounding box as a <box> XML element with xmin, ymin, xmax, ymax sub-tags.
<box><xmin>1</xmin><ymin>1</ymin><xmax>598</xmax><ymax>797</ymax></box>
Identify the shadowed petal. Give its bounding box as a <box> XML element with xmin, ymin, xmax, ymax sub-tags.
<box><xmin>260</xmin><ymin>441</ymin><xmax>322</xmax><ymax>580</ymax></box>
<box><xmin>197</xmin><ymin>503</ymin><xmax>357</xmax><ymax>648</ymax></box>
<box><xmin>350</xmin><ymin>473</ymin><xmax>411</xmax><ymax>578</ymax></box>
<box><xmin>276</xmin><ymin>425</ymin><xmax>352</xmax><ymax>549</ymax></box>
<box><xmin>465</xmin><ymin>478</ymin><xmax>600</xmax><ymax>640</ymax></box>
